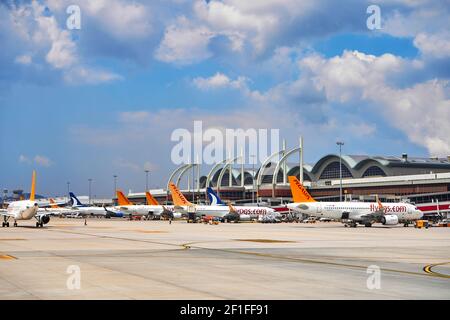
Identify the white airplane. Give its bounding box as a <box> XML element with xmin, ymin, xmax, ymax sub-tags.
<box><xmin>113</xmin><ymin>190</ymin><xmax>178</xmax><ymax>220</ymax></box>
<box><xmin>1</xmin><ymin>171</ymin><xmax>52</xmax><ymax>228</ymax></box>
<box><xmin>286</xmin><ymin>176</ymin><xmax>423</xmax><ymax>228</ymax></box>
<box><xmin>169</xmin><ymin>183</ymin><xmax>236</xmax><ymax>220</ymax></box>
<box><xmin>36</xmin><ymin>198</ymin><xmax>80</xmax><ymax>217</ymax></box>
<box><xmin>207</xmin><ymin>187</ymin><xmax>280</xmax><ymax>221</ymax></box>
<box><xmin>69</xmin><ymin>192</ymin><xmax>123</xmax><ymax>218</ymax></box>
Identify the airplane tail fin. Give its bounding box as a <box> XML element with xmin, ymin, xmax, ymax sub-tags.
<box><xmin>116</xmin><ymin>190</ymin><xmax>133</xmax><ymax>206</ymax></box>
<box><xmin>207</xmin><ymin>187</ymin><xmax>225</xmax><ymax>205</ymax></box>
<box><xmin>49</xmin><ymin>198</ymin><xmax>60</xmax><ymax>209</ymax></box>
<box><xmin>30</xmin><ymin>170</ymin><xmax>36</xmax><ymax>201</ymax></box>
<box><xmin>227</xmin><ymin>201</ymin><xmax>237</xmax><ymax>214</ymax></box>
<box><xmin>288</xmin><ymin>176</ymin><xmax>316</xmax><ymax>203</ymax></box>
<box><xmin>376</xmin><ymin>195</ymin><xmax>384</xmax><ymax>210</ymax></box>
<box><xmin>169</xmin><ymin>182</ymin><xmax>193</xmax><ymax>206</ymax></box>
<box><xmin>145</xmin><ymin>191</ymin><xmax>159</xmax><ymax>205</ymax></box>
<box><xmin>69</xmin><ymin>192</ymin><xmax>84</xmax><ymax>207</ymax></box>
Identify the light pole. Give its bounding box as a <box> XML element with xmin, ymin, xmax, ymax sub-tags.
<box><xmin>88</xmin><ymin>178</ymin><xmax>92</xmax><ymax>205</ymax></box>
<box><xmin>113</xmin><ymin>175</ymin><xmax>117</xmax><ymax>195</ymax></box>
<box><xmin>145</xmin><ymin>170</ymin><xmax>149</xmax><ymax>191</ymax></box>
<box><xmin>336</xmin><ymin>141</ymin><xmax>344</xmax><ymax>201</ymax></box>
<box><xmin>250</xmin><ymin>155</ymin><xmax>256</xmax><ymax>204</ymax></box>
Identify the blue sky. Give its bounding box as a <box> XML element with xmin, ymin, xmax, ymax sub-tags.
<box><xmin>0</xmin><ymin>0</ymin><xmax>449</xmax><ymax>197</ymax></box>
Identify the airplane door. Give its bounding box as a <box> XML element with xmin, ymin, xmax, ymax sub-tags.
<box><xmin>317</xmin><ymin>203</ymin><xmax>322</xmax><ymax>213</ymax></box>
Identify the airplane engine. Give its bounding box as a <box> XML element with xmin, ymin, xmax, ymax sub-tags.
<box><xmin>381</xmin><ymin>214</ymin><xmax>398</xmax><ymax>225</ymax></box>
<box><xmin>172</xmin><ymin>212</ymin><xmax>182</xmax><ymax>219</ymax></box>
<box><xmin>239</xmin><ymin>214</ymin><xmax>251</xmax><ymax>221</ymax></box>
<box><xmin>41</xmin><ymin>215</ymin><xmax>50</xmax><ymax>225</ymax></box>
<box><xmin>224</xmin><ymin>212</ymin><xmax>240</xmax><ymax>222</ymax></box>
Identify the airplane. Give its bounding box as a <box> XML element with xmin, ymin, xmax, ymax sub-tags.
<box><xmin>69</xmin><ymin>192</ymin><xmax>123</xmax><ymax>218</ymax></box>
<box><xmin>1</xmin><ymin>171</ymin><xmax>52</xmax><ymax>228</ymax></box>
<box><xmin>113</xmin><ymin>190</ymin><xmax>177</xmax><ymax>220</ymax></box>
<box><xmin>286</xmin><ymin>176</ymin><xmax>423</xmax><ymax>228</ymax></box>
<box><xmin>169</xmin><ymin>183</ymin><xmax>234</xmax><ymax>220</ymax></box>
<box><xmin>38</xmin><ymin>198</ymin><xmax>81</xmax><ymax>216</ymax></box>
<box><xmin>206</xmin><ymin>187</ymin><xmax>280</xmax><ymax>221</ymax></box>
<box><xmin>145</xmin><ymin>191</ymin><xmax>180</xmax><ymax>219</ymax></box>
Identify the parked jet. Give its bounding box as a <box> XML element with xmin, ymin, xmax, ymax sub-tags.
<box><xmin>114</xmin><ymin>191</ymin><xmax>177</xmax><ymax>220</ymax></box>
<box><xmin>69</xmin><ymin>192</ymin><xmax>123</xmax><ymax>218</ymax></box>
<box><xmin>145</xmin><ymin>191</ymin><xmax>180</xmax><ymax>219</ymax></box>
<box><xmin>1</xmin><ymin>171</ymin><xmax>51</xmax><ymax>228</ymax></box>
<box><xmin>286</xmin><ymin>176</ymin><xmax>423</xmax><ymax>227</ymax></box>
<box><xmin>169</xmin><ymin>183</ymin><xmax>235</xmax><ymax>220</ymax></box>
<box><xmin>206</xmin><ymin>187</ymin><xmax>280</xmax><ymax>221</ymax></box>
<box><xmin>38</xmin><ymin>198</ymin><xmax>80</xmax><ymax>216</ymax></box>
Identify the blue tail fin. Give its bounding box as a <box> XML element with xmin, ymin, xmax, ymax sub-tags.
<box><xmin>207</xmin><ymin>187</ymin><xmax>225</xmax><ymax>206</ymax></box>
<box><xmin>69</xmin><ymin>192</ymin><xmax>85</xmax><ymax>207</ymax></box>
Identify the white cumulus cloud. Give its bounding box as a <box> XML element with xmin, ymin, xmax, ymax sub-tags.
<box><xmin>19</xmin><ymin>154</ymin><xmax>54</xmax><ymax>167</ymax></box>
<box><xmin>414</xmin><ymin>32</ymin><xmax>450</xmax><ymax>59</ymax></box>
<box><xmin>155</xmin><ymin>16</ymin><xmax>215</xmax><ymax>65</ymax></box>
<box><xmin>193</xmin><ymin>72</ymin><xmax>247</xmax><ymax>90</ymax></box>
<box><xmin>294</xmin><ymin>50</ymin><xmax>450</xmax><ymax>156</ymax></box>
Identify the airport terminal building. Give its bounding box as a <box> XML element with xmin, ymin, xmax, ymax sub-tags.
<box><xmin>126</xmin><ymin>153</ymin><xmax>450</xmax><ymax>218</ymax></box>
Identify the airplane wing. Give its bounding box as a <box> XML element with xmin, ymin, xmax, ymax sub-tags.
<box><xmin>38</xmin><ymin>208</ymin><xmax>80</xmax><ymax>216</ymax></box>
<box><xmin>173</xmin><ymin>205</ymin><xmax>187</xmax><ymax>214</ymax></box>
<box><xmin>0</xmin><ymin>210</ymin><xmax>15</xmax><ymax>217</ymax></box>
<box><xmin>358</xmin><ymin>211</ymin><xmax>384</xmax><ymax>220</ymax></box>
<box><xmin>355</xmin><ymin>197</ymin><xmax>385</xmax><ymax>221</ymax></box>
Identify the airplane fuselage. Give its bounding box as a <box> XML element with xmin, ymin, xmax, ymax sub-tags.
<box><xmin>6</xmin><ymin>200</ymin><xmax>39</xmax><ymax>220</ymax></box>
<box><xmin>287</xmin><ymin>201</ymin><xmax>423</xmax><ymax>224</ymax></box>
<box><xmin>175</xmin><ymin>205</ymin><xmax>230</xmax><ymax>218</ymax></box>
<box><xmin>113</xmin><ymin>205</ymin><xmax>174</xmax><ymax>217</ymax></box>
<box><xmin>228</xmin><ymin>206</ymin><xmax>278</xmax><ymax>219</ymax></box>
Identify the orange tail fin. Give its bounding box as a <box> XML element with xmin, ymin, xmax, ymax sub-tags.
<box><xmin>169</xmin><ymin>182</ymin><xmax>193</xmax><ymax>206</ymax></box>
<box><xmin>116</xmin><ymin>190</ymin><xmax>133</xmax><ymax>206</ymax></box>
<box><xmin>146</xmin><ymin>192</ymin><xmax>159</xmax><ymax>205</ymax></box>
<box><xmin>30</xmin><ymin>170</ymin><xmax>36</xmax><ymax>201</ymax></box>
<box><xmin>49</xmin><ymin>198</ymin><xmax>60</xmax><ymax>209</ymax></box>
<box><xmin>376</xmin><ymin>195</ymin><xmax>384</xmax><ymax>210</ymax></box>
<box><xmin>288</xmin><ymin>176</ymin><xmax>316</xmax><ymax>203</ymax></box>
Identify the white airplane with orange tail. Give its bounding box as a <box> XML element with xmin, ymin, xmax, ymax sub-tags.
<box><xmin>169</xmin><ymin>182</ymin><xmax>236</xmax><ymax>220</ymax></box>
<box><xmin>113</xmin><ymin>190</ymin><xmax>178</xmax><ymax>219</ymax></box>
<box><xmin>1</xmin><ymin>171</ymin><xmax>52</xmax><ymax>228</ymax></box>
<box><xmin>286</xmin><ymin>176</ymin><xmax>422</xmax><ymax>228</ymax></box>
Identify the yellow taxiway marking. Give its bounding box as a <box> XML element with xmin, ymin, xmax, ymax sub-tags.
<box><xmin>0</xmin><ymin>238</ymin><xmax>26</xmax><ymax>241</ymax></box>
<box><xmin>423</xmin><ymin>262</ymin><xmax>450</xmax><ymax>279</ymax></box>
<box><xmin>0</xmin><ymin>255</ymin><xmax>17</xmax><ymax>260</ymax></box>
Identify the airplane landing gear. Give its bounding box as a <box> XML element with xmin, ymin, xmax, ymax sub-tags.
<box><xmin>13</xmin><ymin>221</ymin><xmax>17</xmax><ymax>227</ymax></box>
<box><xmin>2</xmin><ymin>216</ymin><xmax>10</xmax><ymax>227</ymax></box>
<box><xmin>364</xmin><ymin>222</ymin><xmax>372</xmax><ymax>227</ymax></box>
<box><xmin>35</xmin><ymin>222</ymin><xmax>43</xmax><ymax>228</ymax></box>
